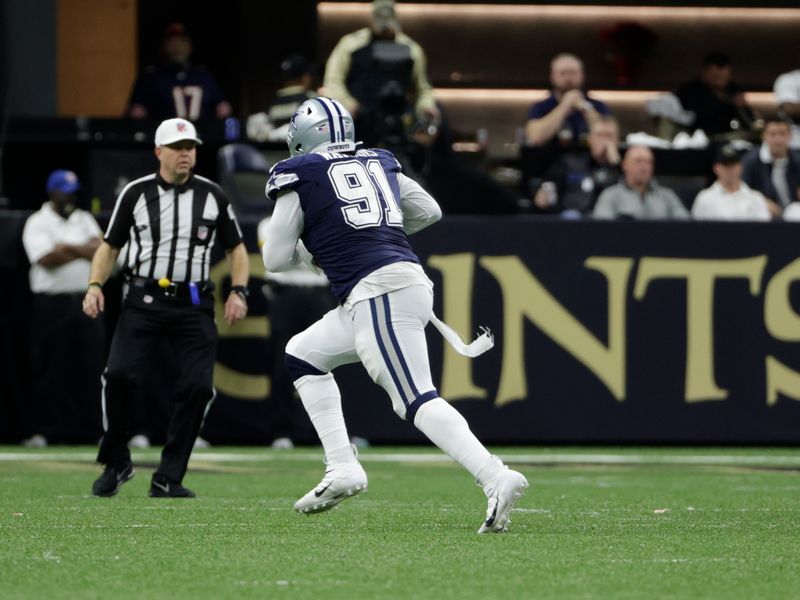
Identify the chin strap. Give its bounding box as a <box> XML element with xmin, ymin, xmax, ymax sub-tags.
<box><xmin>429</xmin><ymin>313</ymin><xmax>494</xmax><ymax>358</ymax></box>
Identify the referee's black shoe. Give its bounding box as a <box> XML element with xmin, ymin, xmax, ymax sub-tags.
<box><xmin>149</xmin><ymin>475</ymin><xmax>196</xmax><ymax>498</ymax></box>
<box><xmin>92</xmin><ymin>462</ymin><xmax>135</xmax><ymax>497</ymax></box>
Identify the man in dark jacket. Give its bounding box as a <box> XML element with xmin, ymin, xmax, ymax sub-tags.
<box><xmin>742</xmin><ymin>119</ymin><xmax>800</xmax><ymax>216</ymax></box>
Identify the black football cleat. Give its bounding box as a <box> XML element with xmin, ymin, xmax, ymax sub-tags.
<box><xmin>149</xmin><ymin>475</ymin><xmax>196</xmax><ymax>498</ymax></box>
<box><xmin>92</xmin><ymin>463</ymin><xmax>135</xmax><ymax>497</ymax></box>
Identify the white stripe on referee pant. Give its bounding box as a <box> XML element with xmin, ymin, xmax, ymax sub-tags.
<box><xmin>100</xmin><ymin>372</ymin><xmax>109</xmax><ymax>432</ymax></box>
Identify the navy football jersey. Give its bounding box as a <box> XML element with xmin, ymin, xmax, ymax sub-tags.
<box><xmin>266</xmin><ymin>148</ymin><xmax>419</xmax><ymax>302</ymax></box>
<box><xmin>128</xmin><ymin>63</ymin><xmax>227</xmax><ymax>121</ymax></box>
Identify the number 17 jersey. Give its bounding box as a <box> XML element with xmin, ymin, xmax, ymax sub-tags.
<box><xmin>266</xmin><ymin>148</ymin><xmax>420</xmax><ymax>303</ymax></box>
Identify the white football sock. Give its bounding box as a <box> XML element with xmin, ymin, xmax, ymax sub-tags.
<box><xmin>295</xmin><ymin>373</ymin><xmax>357</xmax><ymax>464</ymax></box>
<box><xmin>413</xmin><ymin>398</ymin><xmax>503</xmax><ymax>485</ymax></box>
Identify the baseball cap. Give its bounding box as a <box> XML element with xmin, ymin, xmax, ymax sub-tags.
<box><xmin>715</xmin><ymin>144</ymin><xmax>740</xmax><ymax>165</ymax></box>
<box><xmin>163</xmin><ymin>22</ymin><xmax>189</xmax><ymax>40</ymax></box>
<box><xmin>154</xmin><ymin>118</ymin><xmax>203</xmax><ymax>147</ymax></box>
<box><xmin>46</xmin><ymin>169</ymin><xmax>80</xmax><ymax>194</ymax></box>
<box><xmin>372</xmin><ymin>0</ymin><xmax>399</xmax><ymax>31</ymax></box>
<box><xmin>280</xmin><ymin>54</ymin><xmax>313</xmax><ymax>80</ymax></box>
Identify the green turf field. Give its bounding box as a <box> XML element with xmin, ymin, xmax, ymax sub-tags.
<box><xmin>1</xmin><ymin>446</ymin><xmax>799</xmax><ymax>599</ymax></box>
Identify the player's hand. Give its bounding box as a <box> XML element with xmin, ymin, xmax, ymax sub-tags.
<box><xmin>605</xmin><ymin>141</ymin><xmax>621</xmax><ymax>166</ymax></box>
<box><xmin>83</xmin><ymin>287</ymin><xmax>104</xmax><ymax>319</ymax></box>
<box><xmin>224</xmin><ymin>292</ymin><xmax>248</xmax><ymax>325</ymax></box>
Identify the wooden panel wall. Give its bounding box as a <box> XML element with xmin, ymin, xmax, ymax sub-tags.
<box><xmin>57</xmin><ymin>0</ymin><xmax>137</xmax><ymax>116</ymax></box>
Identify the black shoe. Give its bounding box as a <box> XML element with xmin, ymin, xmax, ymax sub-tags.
<box><xmin>92</xmin><ymin>462</ymin><xmax>135</xmax><ymax>497</ymax></box>
<box><xmin>149</xmin><ymin>475</ymin><xmax>196</xmax><ymax>498</ymax></box>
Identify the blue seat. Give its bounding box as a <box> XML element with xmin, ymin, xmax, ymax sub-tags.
<box><xmin>217</xmin><ymin>143</ymin><xmax>272</xmax><ymax>217</ymax></box>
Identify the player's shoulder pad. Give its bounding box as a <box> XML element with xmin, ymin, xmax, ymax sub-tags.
<box><xmin>266</xmin><ymin>155</ymin><xmax>316</xmax><ymax>200</ymax></box>
<box><xmin>356</xmin><ymin>147</ymin><xmax>402</xmax><ymax>172</ymax></box>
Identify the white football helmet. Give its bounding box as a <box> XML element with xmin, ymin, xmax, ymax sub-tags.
<box><xmin>287</xmin><ymin>97</ymin><xmax>356</xmax><ymax>157</ymax></box>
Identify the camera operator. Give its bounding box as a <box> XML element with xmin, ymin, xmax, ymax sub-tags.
<box><xmin>323</xmin><ymin>0</ymin><xmax>440</xmax><ymax>152</ymax></box>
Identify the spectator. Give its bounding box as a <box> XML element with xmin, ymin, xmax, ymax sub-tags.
<box><xmin>774</xmin><ymin>66</ymin><xmax>800</xmax><ymax>149</ymax></box>
<box><xmin>247</xmin><ymin>54</ymin><xmax>317</xmax><ymax>143</ymax></box>
<box><xmin>20</xmin><ymin>170</ymin><xmax>105</xmax><ymax>446</ymax></box>
<box><xmin>322</xmin><ymin>0</ymin><xmax>439</xmax><ymax>148</ymax></box>
<box><xmin>411</xmin><ymin>103</ymin><xmax>520</xmax><ymax>215</ymax></box>
<box><xmin>593</xmin><ymin>145</ymin><xmax>689</xmax><ymax>220</ymax></box>
<box><xmin>533</xmin><ymin>115</ymin><xmax>621</xmax><ymax>215</ymax></box>
<box><xmin>692</xmin><ymin>145</ymin><xmax>771</xmax><ymax>221</ymax></box>
<box><xmin>127</xmin><ymin>23</ymin><xmax>232</xmax><ymax>121</ymax></box>
<box><xmin>741</xmin><ymin>119</ymin><xmax>800</xmax><ymax>211</ymax></box>
<box><xmin>524</xmin><ymin>53</ymin><xmax>611</xmax><ymax>148</ymax></box>
<box><xmin>674</xmin><ymin>52</ymin><xmax>755</xmax><ymax>138</ymax></box>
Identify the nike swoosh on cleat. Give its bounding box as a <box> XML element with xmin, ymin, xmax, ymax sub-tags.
<box><xmin>152</xmin><ymin>481</ymin><xmax>170</xmax><ymax>493</ymax></box>
<box><xmin>314</xmin><ymin>482</ymin><xmax>333</xmax><ymax>497</ymax></box>
<box><xmin>484</xmin><ymin>505</ymin><xmax>498</xmax><ymax>527</ymax></box>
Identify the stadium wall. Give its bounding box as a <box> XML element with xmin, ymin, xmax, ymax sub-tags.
<box><xmin>2</xmin><ymin>214</ymin><xmax>800</xmax><ymax>444</ymax></box>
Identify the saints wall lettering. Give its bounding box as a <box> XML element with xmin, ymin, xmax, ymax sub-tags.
<box><xmin>204</xmin><ymin>220</ymin><xmax>800</xmax><ymax>443</ymax></box>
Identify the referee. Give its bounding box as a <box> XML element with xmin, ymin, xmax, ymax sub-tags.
<box><xmin>83</xmin><ymin>118</ymin><xmax>249</xmax><ymax>498</ymax></box>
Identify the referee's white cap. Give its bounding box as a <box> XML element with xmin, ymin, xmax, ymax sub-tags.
<box><xmin>154</xmin><ymin>118</ymin><xmax>203</xmax><ymax>147</ymax></box>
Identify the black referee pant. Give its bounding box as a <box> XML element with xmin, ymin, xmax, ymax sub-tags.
<box><xmin>97</xmin><ymin>284</ymin><xmax>217</xmax><ymax>484</ymax></box>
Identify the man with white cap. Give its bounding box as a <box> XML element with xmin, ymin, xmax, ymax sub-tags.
<box><xmin>83</xmin><ymin>118</ymin><xmax>249</xmax><ymax>498</ymax></box>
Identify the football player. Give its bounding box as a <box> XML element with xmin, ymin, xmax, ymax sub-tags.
<box><xmin>262</xmin><ymin>97</ymin><xmax>527</xmax><ymax>533</ymax></box>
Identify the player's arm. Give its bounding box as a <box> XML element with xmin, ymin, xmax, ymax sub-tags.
<box><xmin>397</xmin><ymin>173</ymin><xmax>442</xmax><ymax>234</ymax></box>
<box><xmin>82</xmin><ymin>242</ymin><xmax>121</xmax><ymax>318</ymax></box>
<box><xmin>83</xmin><ymin>181</ymin><xmax>136</xmax><ymax>317</ymax></box>
<box><xmin>223</xmin><ymin>242</ymin><xmax>249</xmax><ymax>325</ymax></box>
<box><xmin>262</xmin><ymin>189</ymin><xmax>305</xmax><ymax>273</ymax></box>
<box><xmin>36</xmin><ymin>237</ymin><xmax>101</xmax><ymax>267</ymax></box>
<box><xmin>525</xmin><ymin>90</ymin><xmax>583</xmax><ymax>146</ymax></box>
<box><xmin>408</xmin><ymin>40</ymin><xmax>438</xmax><ymax>121</ymax></box>
<box><xmin>323</xmin><ymin>37</ymin><xmax>359</xmax><ymax>115</ymax></box>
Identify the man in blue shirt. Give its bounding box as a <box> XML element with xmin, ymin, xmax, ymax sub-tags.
<box><xmin>262</xmin><ymin>97</ymin><xmax>528</xmax><ymax>533</ymax></box>
<box><xmin>127</xmin><ymin>23</ymin><xmax>232</xmax><ymax>122</ymax></box>
<box><xmin>525</xmin><ymin>53</ymin><xmax>611</xmax><ymax>148</ymax></box>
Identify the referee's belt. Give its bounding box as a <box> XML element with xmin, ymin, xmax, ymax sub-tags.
<box><xmin>129</xmin><ymin>276</ymin><xmax>215</xmax><ymax>298</ymax></box>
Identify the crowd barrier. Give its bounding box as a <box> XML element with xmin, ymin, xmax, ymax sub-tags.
<box><xmin>2</xmin><ymin>214</ymin><xmax>800</xmax><ymax>444</ymax></box>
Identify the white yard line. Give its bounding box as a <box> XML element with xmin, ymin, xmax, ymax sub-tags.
<box><xmin>0</xmin><ymin>451</ymin><xmax>799</xmax><ymax>467</ymax></box>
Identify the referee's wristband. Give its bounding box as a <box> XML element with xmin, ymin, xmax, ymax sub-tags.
<box><xmin>229</xmin><ymin>285</ymin><xmax>249</xmax><ymax>300</ymax></box>
<box><xmin>87</xmin><ymin>281</ymin><xmax>103</xmax><ymax>291</ymax></box>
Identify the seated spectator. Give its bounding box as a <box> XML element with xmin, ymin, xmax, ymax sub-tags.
<box><xmin>20</xmin><ymin>170</ymin><xmax>106</xmax><ymax>446</ymax></box>
<box><xmin>525</xmin><ymin>53</ymin><xmax>611</xmax><ymax>148</ymax></box>
<box><xmin>127</xmin><ymin>23</ymin><xmax>232</xmax><ymax>121</ymax></box>
<box><xmin>247</xmin><ymin>54</ymin><xmax>317</xmax><ymax>142</ymax></box>
<box><xmin>692</xmin><ymin>145</ymin><xmax>771</xmax><ymax>221</ymax></box>
<box><xmin>593</xmin><ymin>145</ymin><xmax>689</xmax><ymax>220</ymax></box>
<box><xmin>774</xmin><ymin>67</ymin><xmax>800</xmax><ymax>149</ymax></box>
<box><xmin>416</xmin><ymin>103</ymin><xmax>519</xmax><ymax>215</ymax></box>
<box><xmin>674</xmin><ymin>52</ymin><xmax>755</xmax><ymax>138</ymax></box>
<box><xmin>533</xmin><ymin>115</ymin><xmax>621</xmax><ymax>215</ymax></box>
<box><xmin>741</xmin><ymin>118</ymin><xmax>800</xmax><ymax>211</ymax></box>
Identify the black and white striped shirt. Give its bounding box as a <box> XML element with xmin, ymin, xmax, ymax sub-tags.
<box><xmin>105</xmin><ymin>172</ymin><xmax>243</xmax><ymax>282</ymax></box>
